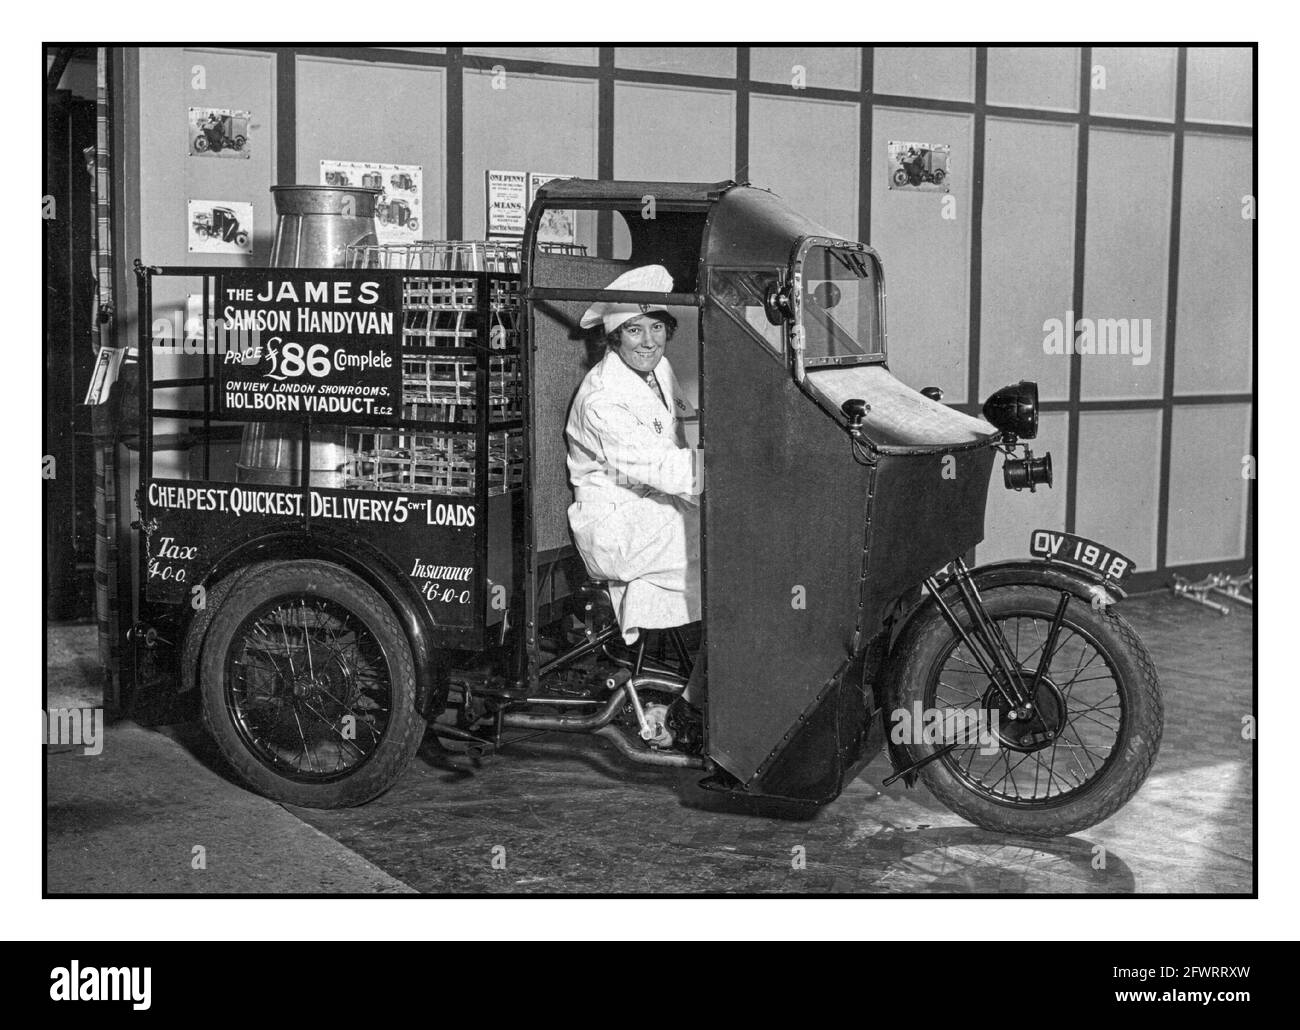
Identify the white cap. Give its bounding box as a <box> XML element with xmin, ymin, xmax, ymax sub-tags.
<box><xmin>579</xmin><ymin>264</ymin><xmax>674</xmax><ymax>335</ymax></box>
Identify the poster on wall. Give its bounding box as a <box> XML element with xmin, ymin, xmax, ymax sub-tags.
<box><xmin>486</xmin><ymin>170</ymin><xmax>528</xmax><ymax>237</ymax></box>
<box><xmin>187</xmin><ymin>199</ymin><xmax>253</xmax><ymax>254</ymax></box>
<box><xmin>188</xmin><ymin>107</ymin><xmax>252</xmax><ymax>159</ymax></box>
<box><xmin>528</xmin><ymin>173</ymin><xmax>577</xmax><ymax>245</ymax></box>
<box><xmin>887</xmin><ymin>141</ymin><xmax>952</xmax><ymax>193</ymax></box>
<box><xmin>320</xmin><ymin>160</ymin><xmax>424</xmax><ymax>244</ymax></box>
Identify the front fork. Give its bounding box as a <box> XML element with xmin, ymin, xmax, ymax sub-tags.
<box><xmin>922</xmin><ymin>558</ymin><xmax>1071</xmax><ymax>718</ymax></box>
<box><xmin>885</xmin><ymin>559</ymin><xmax>1071</xmax><ymax>787</ymax></box>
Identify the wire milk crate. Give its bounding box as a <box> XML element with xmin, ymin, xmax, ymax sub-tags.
<box><xmin>333</xmin><ymin>244</ymin><xmax>541</xmax><ymax>497</ymax></box>
<box><xmin>345</xmin><ymin>239</ymin><xmax>577</xmax><ymax>349</ymax></box>
<box><xmin>345</xmin><ymin>239</ymin><xmax>523</xmax><ymax>272</ymax></box>
<box><xmin>401</xmin><ymin>353</ymin><xmax>522</xmax><ymax>425</ymax></box>
<box><xmin>344</xmin><ymin>238</ymin><xmax>587</xmax><ymax>271</ymax></box>
<box><xmin>345</xmin><ymin>429</ymin><xmax>524</xmax><ymax>496</ymax></box>
<box><xmin>399</xmin><ymin>276</ymin><xmax>521</xmax><ymax>350</ymax></box>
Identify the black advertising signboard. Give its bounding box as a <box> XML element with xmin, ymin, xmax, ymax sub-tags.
<box><xmin>215</xmin><ymin>269</ymin><xmax>401</xmax><ymax>424</ymax></box>
<box><xmin>144</xmin><ymin>478</ymin><xmax>482</xmax><ymax>631</ymax></box>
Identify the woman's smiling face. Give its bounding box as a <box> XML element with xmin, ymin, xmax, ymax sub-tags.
<box><xmin>612</xmin><ymin>314</ymin><xmax>668</xmax><ymax>374</ymax></box>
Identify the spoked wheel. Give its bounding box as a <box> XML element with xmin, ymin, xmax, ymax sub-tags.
<box><xmin>887</xmin><ymin>584</ymin><xmax>1162</xmax><ymax>837</ymax></box>
<box><xmin>200</xmin><ymin>560</ymin><xmax>424</xmax><ymax>807</ymax></box>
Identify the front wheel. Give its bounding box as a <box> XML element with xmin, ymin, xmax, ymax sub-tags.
<box><xmin>885</xmin><ymin>583</ymin><xmax>1162</xmax><ymax>836</ymax></box>
<box><xmin>199</xmin><ymin>559</ymin><xmax>425</xmax><ymax>807</ymax></box>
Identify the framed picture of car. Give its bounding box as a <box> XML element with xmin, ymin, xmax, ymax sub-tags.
<box><xmin>187</xmin><ymin>107</ymin><xmax>252</xmax><ymax>159</ymax></box>
<box><xmin>887</xmin><ymin>140</ymin><xmax>952</xmax><ymax>193</ymax></box>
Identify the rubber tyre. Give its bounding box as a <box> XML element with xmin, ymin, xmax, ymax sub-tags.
<box><xmin>199</xmin><ymin>559</ymin><xmax>424</xmax><ymax>808</ymax></box>
<box><xmin>892</xmin><ymin>168</ymin><xmax>909</xmax><ymax>187</ymax></box>
<box><xmin>194</xmin><ymin>134</ymin><xmax>209</xmax><ymax>152</ymax></box>
<box><xmin>182</xmin><ymin>561</ymin><xmax>276</xmax><ymax>695</ymax></box>
<box><xmin>885</xmin><ymin>584</ymin><xmax>1162</xmax><ymax>837</ymax></box>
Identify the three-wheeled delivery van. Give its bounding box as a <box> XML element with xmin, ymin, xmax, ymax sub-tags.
<box><xmin>129</xmin><ymin>180</ymin><xmax>1161</xmax><ymax>835</ymax></box>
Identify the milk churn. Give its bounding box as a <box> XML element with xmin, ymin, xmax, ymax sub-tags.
<box><xmin>268</xmin><ymin>185</ymin><xmax>381</xmax><ymax>268</ymax></box>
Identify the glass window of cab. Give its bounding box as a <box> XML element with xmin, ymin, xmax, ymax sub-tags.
<box><xmin>799</xmin><ymin>246</ymin><xmax>884</xmax><ymax>364</ymax></box>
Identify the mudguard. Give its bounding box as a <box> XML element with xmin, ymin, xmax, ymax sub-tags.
<box><xmin>889</xmin><ymin>557</ymin><xmax>1127</xmax><ymax>655</ymax></box>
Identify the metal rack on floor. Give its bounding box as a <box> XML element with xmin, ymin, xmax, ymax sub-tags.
<box><xmin>1171</xmin><ymin>569</ymin><xmax>1253</xmax><ymax>615</ymax></box>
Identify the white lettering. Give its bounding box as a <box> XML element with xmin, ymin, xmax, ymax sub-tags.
<box><xmin>49</xmin><ymin>962</ymin><xmax>151</xmax><ymax>1010</ymax></box>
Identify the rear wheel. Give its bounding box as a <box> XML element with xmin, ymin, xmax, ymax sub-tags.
<box><xmin>199</xmin><ymin>559</ymin><xmax>424</xmax><ymax>808</ymax></box>
<box><xmin>886</xmin><ymin>584</ymin><xmax>1162</xmax><ymax>836</ymax></box>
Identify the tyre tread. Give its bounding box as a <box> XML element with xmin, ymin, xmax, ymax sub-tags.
<box><xmin>199</xmin><ymin>559</ymin><xmax>424</xmax><ymax>809</ymax></box>
<box><xmin>886</xmin><ymin>586</ymin><xmax>1163</xmax><ymax>837</ymax></box>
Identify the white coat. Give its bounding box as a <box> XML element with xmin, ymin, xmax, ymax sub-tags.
<box><xmin>565</xmin><ymin>348</ymin><xmax>702</xmax><ymax>642</ymax></box>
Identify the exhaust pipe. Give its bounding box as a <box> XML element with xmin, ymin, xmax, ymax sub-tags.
<box><xmin>624</xmin><ymin>674</ymin><xmax>685</xmax><ymax>696</ymax></box>
<box><xmin>499</xmin><ymin>677</ymin><xmax>703</xmax><ymax>767</ymax></box>
<box><xmin>592</xmin><ymin>726</ymin><xmax>707</xmax><ymax>769</ymax></box>
<box><xmin>500</xmin><ymin>687</ymin><xmax>628</xmax><ymax>733</ymax></box>
<box><xmin>498</xmin><ymin>675</ymin><xmax>685</xmax><ymax>733</ymax></box>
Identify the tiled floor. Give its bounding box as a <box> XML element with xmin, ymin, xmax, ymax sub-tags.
<box><xmin>45</xmin><ymin>591</ymin><xmax>1254</xmax><ymax>894</ymax></box>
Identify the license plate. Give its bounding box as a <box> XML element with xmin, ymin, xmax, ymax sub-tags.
<box><xmin>1029</xmin><ymin>530</ymin><xmax>1135</xmax><ymax>585</ymax></box>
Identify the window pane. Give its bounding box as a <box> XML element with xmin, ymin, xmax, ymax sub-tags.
<box><xmin>799</xmin><ymin>247</ymin><xmax>883</xmax><ymax>362</ymax></box>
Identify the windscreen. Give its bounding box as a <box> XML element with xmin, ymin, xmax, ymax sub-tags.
<box><xmin>799</xmin><ymin>246</ymin><xmax>884</xmax><ymax>363</ymax></box>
